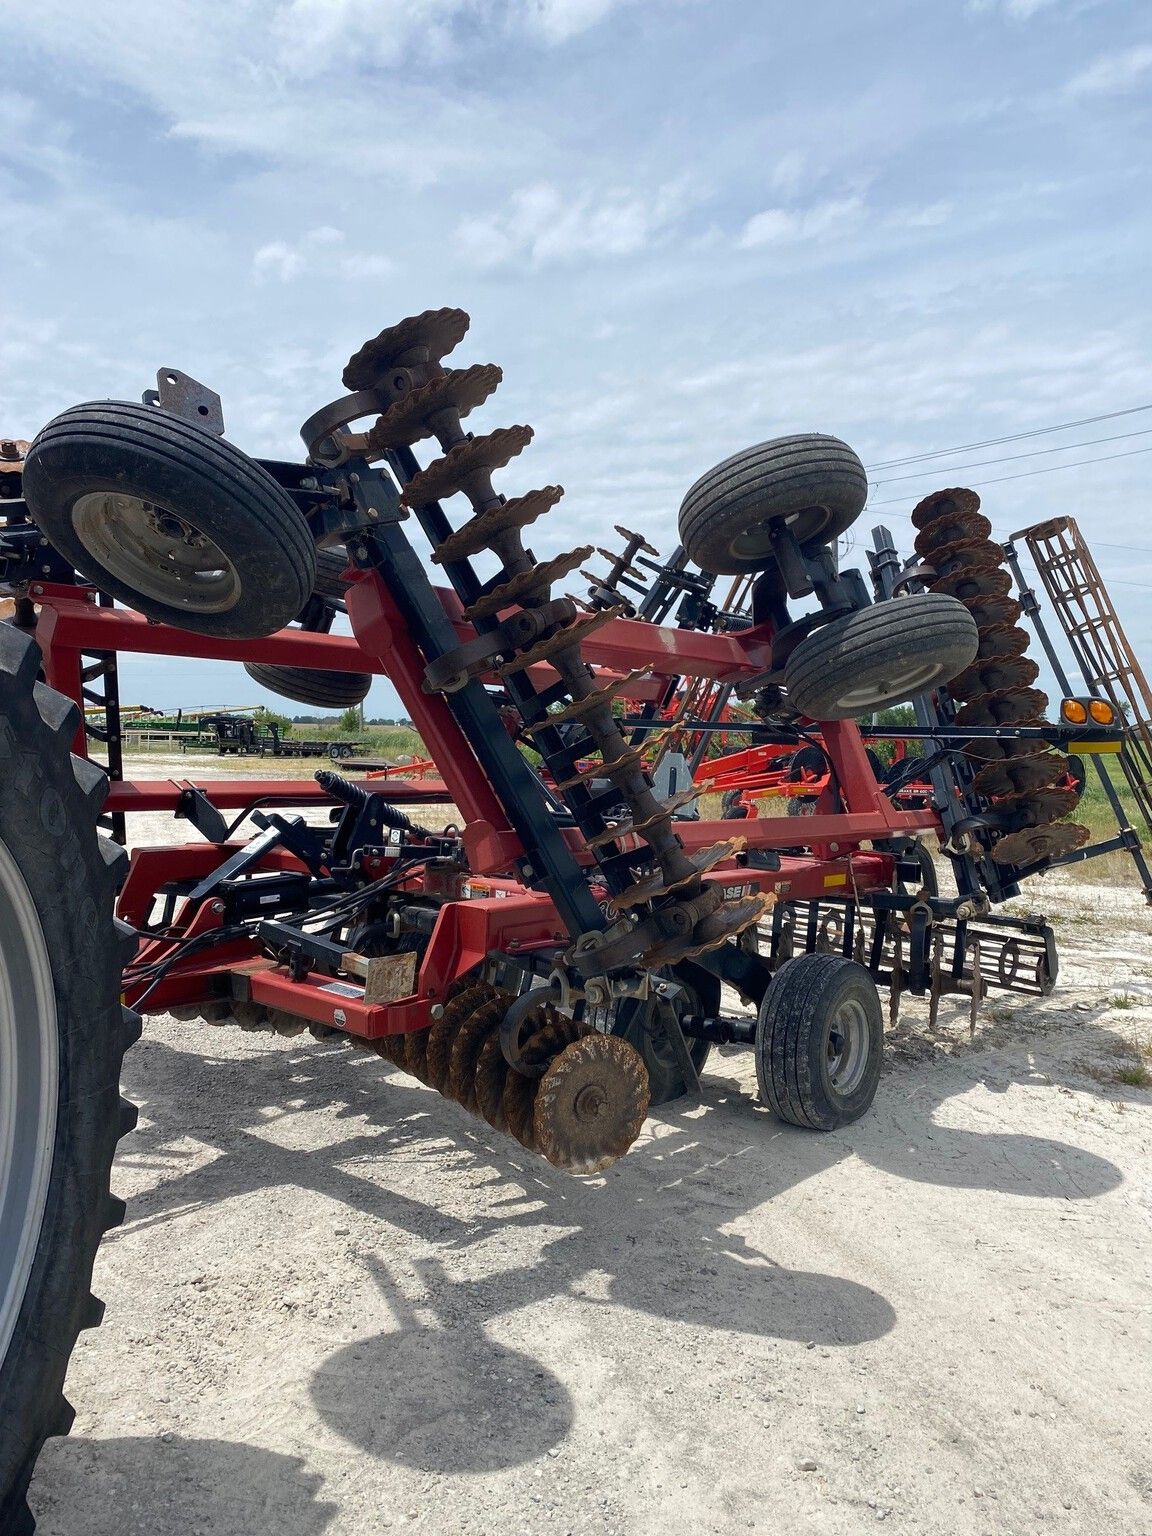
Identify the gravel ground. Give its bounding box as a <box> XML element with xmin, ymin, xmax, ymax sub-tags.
<box><xmin>25</xmin><ymin>759</ymin><xmax>1152</xmax><ymax>1535</ymax></box>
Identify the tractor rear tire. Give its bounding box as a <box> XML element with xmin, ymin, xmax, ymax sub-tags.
<box><xmin>22</xmin><ymin>400</ymin><xmax>316</xmax><ymax>638</ymax></box>
<box><xmin>679</xmin><ymin>434</ymin><xmax>867</xmax><ymax>575</ymax></box>
<box><xmin>784</xmin><ymin>593</ymin><xmax>978</xmax><ymax>720</ymax></box>
<box><xmin>0</xmin><ymin>627</ymin><xmax>139</xmax><ymax>1535</ymax></box>
<box><xmin>243</xmin><ymin>662</ymin><xmax>372</xmax><ymax>710</ymax></box>
<box><xmin>755</xmin><ymin>953</ymin><xmax>882</xmax><ymax>1129</ymax></box>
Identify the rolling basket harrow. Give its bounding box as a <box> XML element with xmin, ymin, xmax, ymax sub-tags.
<box><xmin>0</xmin><ymin>308</ymin><xmax>1141</xmax><ymax>1531</ymax></box>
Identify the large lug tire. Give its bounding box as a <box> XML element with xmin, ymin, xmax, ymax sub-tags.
<box><xmin>0</xmin><ymin>627</ymin><xmax>139</xmax><ymax>1534</ymax></box>
<box><xmin>22</xmin><ymin>401</ymin><xmax>316</xmax><ymax>638</ymax></box>
<box><xmin>243</xmin><ymin>662</ymin><xmax>372</xmax><ymax>710</ymax></box>
<box><xmin>755</xmin><ymin>953</ymin><xmax>882</xmax><ymax>1130</ymax></box>
<box><xmin>679</xmin><ymin>434</ymin><xmax>867</xmax><ymax>575</ymax></box>
<box><xmin>784</xmin><ymin>593</ymin><xmax>979</xmax><ymax>720</ymax></box>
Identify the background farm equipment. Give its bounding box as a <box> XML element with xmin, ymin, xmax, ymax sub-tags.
<box><xmin>0</xmin><ymin>309</ymin><xmax>1146</xmax><ymax>1533</ymax></box>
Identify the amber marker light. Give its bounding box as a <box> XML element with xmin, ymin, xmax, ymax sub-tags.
<box><xmin>1061</xmin><ymin>699</ymin><xmax>1088</xmax><ymax>724</ymax></box>
<box><xmin>1088</xmin><ymin>699</ymin><xmax>1115</xmax><ymax>725</ymax></box>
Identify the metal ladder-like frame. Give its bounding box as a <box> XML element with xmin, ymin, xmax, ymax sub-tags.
<box><xmin>1004</xmin><ymin>516</ymin><xmax>1152</xmax><ymax>900</ymax></box>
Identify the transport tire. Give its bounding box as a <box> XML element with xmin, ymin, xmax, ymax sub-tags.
<box><xmin>679</xmin><ymin>434</ymin><xmax>867</xmax><ymax>575</ymax></box>
<box><xmin>243</xmin><ymin>662</ymin><xmax>372</xmax><ymax>710</ymax></box>
<box><xmin>0</xmin><ymin>627</ymin><xmax>140</xmax><ymax>1534</ymax></box>
<box><xmin>313</xmin><ymin>546</ymin><xmax>353</xmax><ymax>603</ymax></box>
<box><xmin>22</xmin><ymin>400</ymin><xmax>315</xmax><ymax>637</ymax></box>
<box><xmin>784</xmin><ymin>593</ymin><xmax>978</xmax><ymax>720</ymax></box>
<box><xmin>755</xmin><ymin>953</ymin><xmax>882</xmax><ymax>1129</ymax></box>
<box><xmin>720</xmin><ymin>788</ymin><xmax>749</xmax><ymax>819</ymax></box>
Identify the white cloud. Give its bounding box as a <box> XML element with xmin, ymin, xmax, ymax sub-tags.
<box><xmin>737</xmin><ymin>195</ymin><xmax>864</xmax><ymax>249</ymax></box>
<box><xmin>458</xmin><ymin>180</ymin><xmax>692</xmax><ymax>267</ymax></box>
<box><xmin>1066</xmin><ymin>44</ymin><xmax>1152</xmax><ymax>98</ymax></box>
<box><xmin>968</xmin><ymin>0</ymin><xmax>1065</xmax><ymax>17</ymax></box>
<box><xmin>251</xmin><ymin>226</ymin><xmax>396</xmax><ymax>283</ymax></box>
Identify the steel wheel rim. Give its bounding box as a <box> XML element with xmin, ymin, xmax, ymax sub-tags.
<box><xmin>731</xmin><ymin>506</ymin><xmax>828</xmax><ymax>561</ymax></box>
<box><xmin>0</xmin><ymin>836</ymin><xmax>58</xmax><ymax>1361</ymax></box>
<box><xmin>825</xmin><ymin>997</ymin><xmax>869</xmax><ymax>1096</ymax></box>
<box><xmin>834</xmin><ymin>660</ymin><xmax>944</xmax><ymax>712</ymax></box>
<box><xmin>71</xmin><ymin>491</ymin><xmax>241</xmax><ymax>613</ymax></box>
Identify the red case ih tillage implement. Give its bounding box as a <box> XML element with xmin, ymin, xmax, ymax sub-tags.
<box><xmin>0</xmin><ymin>309</ymin><xmax>1134</xmax><ymax>1531</ymax></box>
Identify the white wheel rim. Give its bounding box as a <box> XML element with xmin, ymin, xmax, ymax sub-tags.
<box><xmin>0</xmin><ymin>836</ymin><xmax>58</xmax><ymax>1362</ymax></box>
<box><xmin>826</xmin><ymin>996</ymin><xmax>869</xmax><ymax>1096</ymax></box>
<box><xmin>71</xmin><ymin>491</ymin><xmax>240</xmax><ymax>613</ymax></box>
<box><xmin>834</xmin><ymin>660</ymin><xmax>944</xmax><ymax>712</ymax></box>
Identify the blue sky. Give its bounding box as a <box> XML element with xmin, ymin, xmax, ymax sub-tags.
<box><xmin>3</xmin><ymin>0</ymin><xmax>1151</xmax><ymax>713</ymax></box>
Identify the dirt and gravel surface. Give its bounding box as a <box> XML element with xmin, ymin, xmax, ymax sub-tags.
<box><xmin>26</xmin><ymin>755</ymin><xmax>1152</xmax><ymax>1535</ymax></box>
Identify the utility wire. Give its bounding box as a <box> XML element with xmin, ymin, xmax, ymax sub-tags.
<box><xmin>867</xmin><ymin>444</ymin><xmax>1152</xmax><ymax>506</ymax></box>
<box><xmin>865</xmin><ymin>402</ymin><xmax>1152</xmax><ymax>470</ymax></box>
<box><xmin>869</xmin><ymin>426</ymin><xmax>1152</xmax><ymax>487</ymax></box>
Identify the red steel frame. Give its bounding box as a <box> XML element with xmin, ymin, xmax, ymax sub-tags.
<box><xmin>31</xmin><ymin>572</ymin><xmax>944</xmax><ymax>1037</ymax></box>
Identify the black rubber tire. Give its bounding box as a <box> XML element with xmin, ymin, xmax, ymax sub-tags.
<box><xmin>621</xmin><ymin>967</ymin><xmax>715</xmax><ymax>1106</ymax></box>
<box><xmin>679</xmin><ymin>434</ymin><xmax>867</xmax><ymax>575</ymax></box>
<box><xmin>313</xmin><ymin>546</ymin><xmax>353</xmax><ymax>603</ymax></box>
<box><xmin>0</xmin><ymin>627</ymin><xmax>140</xmax><ymax>1535</ymax></box>
<box><xmin>720</xmin><ymin>788</ymin><xmax>749</xmax><ymax>819</ymax></box>
<box><xmin>755</xmin><ymin>953</ymin><xmax>882</xmax><ymax>1130</ymax></box>
<box><xmin>784</xmin><ymin>593</ymin><xmax>979</xmax><ymax>720</ymax></box>
<box><xmin>788</xmin><ymin>744</ymin><xmax>827</xmax><ymax>783</ymax></box>
<box><xmin>243</xmin><ymin>663</ymin><xmax>371</xmax><ymax>710</ymax></box>
<box><xmin>22</xmin><ymin>401</ymin><xmax>315</xmax><ymax>637</ymax></box>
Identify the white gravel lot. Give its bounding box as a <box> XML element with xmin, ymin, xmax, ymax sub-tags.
<box><xmin>25</xmin><ymin>756</ymin><xmax>1152</xmax><ymax>1535</ymax></box>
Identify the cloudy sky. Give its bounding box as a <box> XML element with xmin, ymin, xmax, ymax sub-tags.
<box><xmin>3</xmin><ymin>0</ymin><xmax>1151</xmax><ymax>714</ymax></box>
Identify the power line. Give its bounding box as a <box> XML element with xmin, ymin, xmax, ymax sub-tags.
<box><xmin>865</xmin><ymin>402</ymin><xmax>1152</xmax><ymax>471</ymax></box>
<box><xmin>869</xmin><ymin>426</ymin><xmax>1152</xmax><ymax>487</ymax></box>
<box><xmin>867</xmin><ymin>444</ymin><xmax>1152</xmax><ymax>506</ymax></box>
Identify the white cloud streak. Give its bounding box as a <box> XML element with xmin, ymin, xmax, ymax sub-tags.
<box><xmin>1066</xmin><ymin>44</ymin><xmax>1152</xmax><ymax>98</ymax></box>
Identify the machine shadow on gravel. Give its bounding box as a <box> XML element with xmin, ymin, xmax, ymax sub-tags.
<box><xmin>29</xmin><ymin>1436</ymin><xmax>337</xmax><ymax>1536</ymax></box>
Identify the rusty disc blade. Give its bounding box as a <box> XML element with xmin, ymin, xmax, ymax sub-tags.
<box><xmin>910</xmin><ymin>487</ymin><xmax>982</xmax><ymax>531</ymax></box>
<box><xmin>974</xmin><ymin>622</ymin><xmax>1031</xmax><ymax>661</ymax></box>
<box><xmin>556</xmin><ymin>742</ymin><xmax>645</xmax><ymax>790</ymax></box>
<box><xmin>1003</xmin><ymin>786</ymin><xmax>1083</xmax><ymax>826</ymax></box>
<box><xmin>992</xmin><ymin>822</ymin><xmax>1090</xmax><ymax>867</ymax></box>
<box><xmin>643</xmin><ymin>890</ymin><xmax>773</xmax><ymax>968</ymax></box>
<box><xmin>432</xmin><ymin>486</ymin><xmax>564</xmax><ymax>564</ymax></box>
<box><xmin>366</xmin><ymin>365</ymin><xmax>503</xmax><ymax>452</ymax></box>
<box><xmin>523</xmin><ymin>669</ymin><xmax>654</xmax><ymax>735</ymax></box>
<box><xmin>372</xmin><ymin>1032</ymin><xmax>408</xmax><ymax>1067</ymax></box>
<box><xmin>533</xmin><ymin>1034</ymin><xmax>651</xmax><ymax>1176</ymax></box>
<box><xmin>465</xmin><ymin>546</ymin><xmax>593</xmax><ymax>621</ymax></box>
<box><xmin>946</xmin><ymin>654</ymin><xmax>1039</xmax><ymax>701</ymax></box>
<box><xmin>607</xmin><ymin>838</ymin><xmax>745</xmax><ymax>912</ymax></box>
<box><xmin>474</xmin><ymin>1032</ymin><xmax>510</xmax><ymax>1131</ymax></box>
<box><xmin>586</xmin><ymin>787</ymin><xmax>700</xmax><ymax>848</ymax></box>
<box><xmin>961</xmin><ymin>594</ymin><xmax>1021</xmax><ymax>629</ymax></box>
<box><xmin>914</xmin><ymin>508</ymin><xmax>993</xmax><ymax>558</ymax></box>
<box><xmin>928</xmin><ymin>537</ymin><xmax>1006</xmax><ymax>578</ymax></box>
<box><xmin>974</xmin><ymin>752</ymin><xmax>1069</xmax><ymax>797</ymax></box>
<box><xmin>447</xmin><ymin>997</ymin><xmax>508</xmax><ymax>1112</ymax></box>
<box><xmin>425</xmin><ymin>984</ymin><xmax>492</xmax><ymax>1093</ymax></box>
<box><xmin>402</xmin><ymin>426</ymin><xmax>534</xmax><ymax>507</ymax></box>
<box><xmin>932</xmin><ymin>567</ymin><xmax>1013</xmax><ymax>602</ymax></box>
<box><xmin>501</xmin><ymin>605</ymin><xmax>627</xmax><ymax>677</ymax></box>
<box><xmin>343</xmin><ymin>307</ymin><xmax>470</xmax><ymax>390</ymax></box>
<box><xmin>503</xmin><ymin>1069</ymin><xmax>540</xmax><ymax>1150</ymax></box>
<box><xmin>403</xmin><ymin>1028</ymin><xmax>432</xmax><ymax>1084</ymax></box>
<box><xmin>955</xmin><ymin>687</ymin><xmax>1048</xmax><ymax>727</ymax></box>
